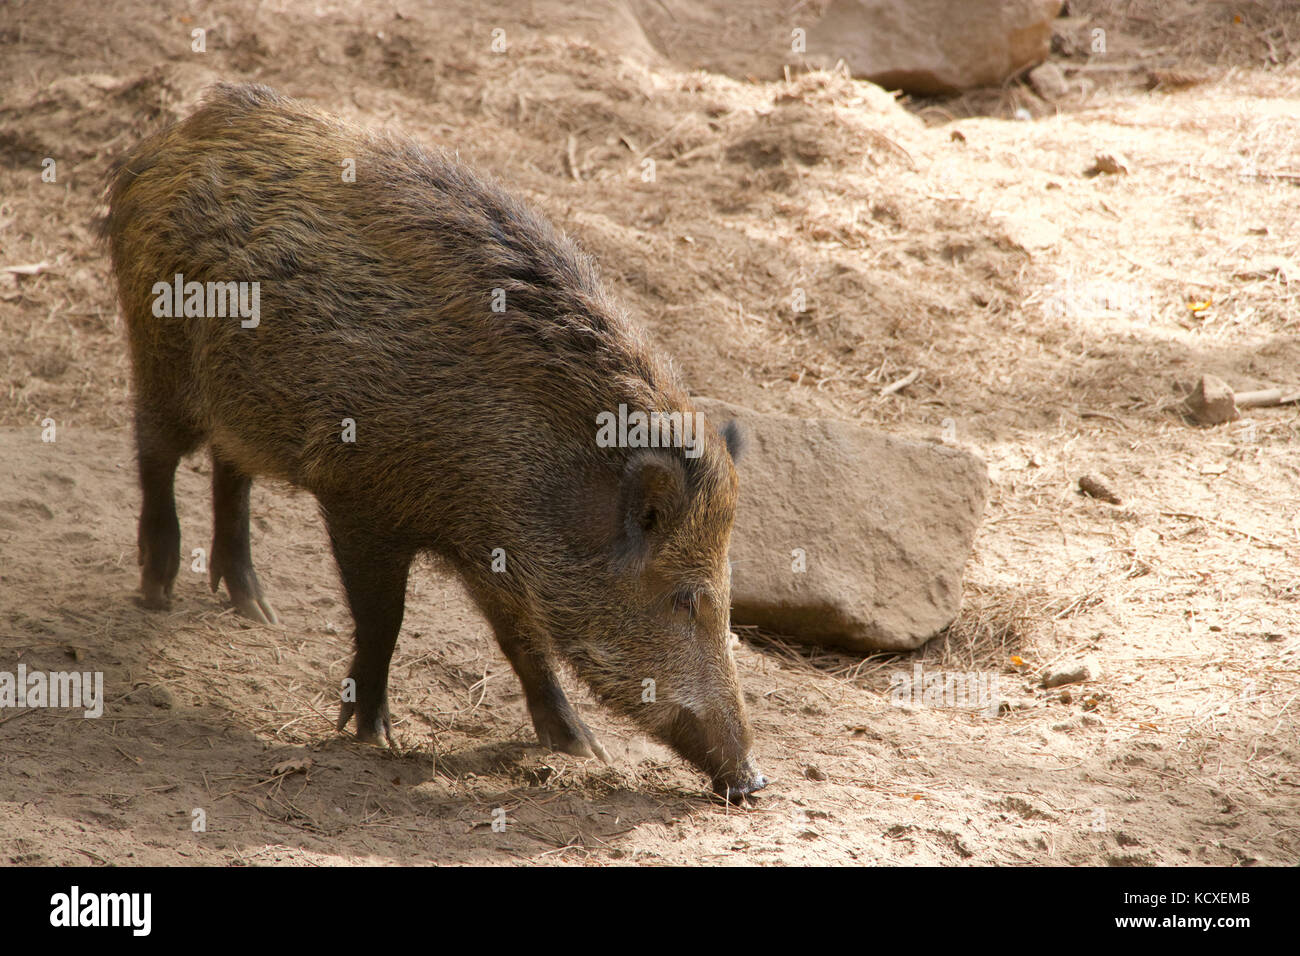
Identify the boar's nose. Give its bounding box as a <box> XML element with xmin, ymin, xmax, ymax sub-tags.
<box><xmin>713</xmin><ymin>767</ymin><xmax>768</xmax><ymax>805</ymax></box>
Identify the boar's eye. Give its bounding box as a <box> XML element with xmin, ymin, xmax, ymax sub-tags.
<box><xmin>672</xmin><ymin>590</ymin><xmax>699</xmax><ymax>619</ymax></box>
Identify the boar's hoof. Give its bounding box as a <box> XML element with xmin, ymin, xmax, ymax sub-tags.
<box><xmin>533</xmin><ymin>711</ymin><xmax>611</xmax><ymax>763</ymax></box>
<box><xmin>229</xmin><ymin>591</ymin><xmax>279</xmax><ymax>626</ymax></box>
<box><xmin>338</xmin><ymin>699</ymin><xmax>395</xmax><ymax>748</ymax></box>
<box><xmin>210</xmin><ymin>561</ymin><xmax>279</xmax><ymax>625</ymax></box>
<box><xmin>138</xmin><ymin>579</ymin><xmax>172</xmax><ymax>611</ymax></box>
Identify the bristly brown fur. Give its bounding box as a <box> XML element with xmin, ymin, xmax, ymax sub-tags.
<box><xmin>101</xmin><ymin>83</ymin><xmax>763</xmax><ymax>797</ymax></box>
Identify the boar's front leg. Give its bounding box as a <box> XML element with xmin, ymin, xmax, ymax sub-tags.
<box><xmin>323</xmin><ymin>505</ymin><xmax>413</xmax><ymax>746</ymax></box>
<box><xmin>474</xmin><ymin>596</ymin><xmax>610</xmax><ymax>763</ymax></box>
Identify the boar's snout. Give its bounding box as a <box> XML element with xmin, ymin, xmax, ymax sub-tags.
<box><xmin>714</xmin><ymin>761</ymin><xmax>768</xmax><ymax>804</ymax></box>
<box><xmin>667</xmin><ymin>703</ymin><xmax>766</xmax><ymax>804</ymax></box>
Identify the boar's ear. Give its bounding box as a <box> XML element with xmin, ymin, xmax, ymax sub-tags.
<box><xmin>720</xmin><ymin>420</ymin><xmax>745</xmax><ymax>463</ymax></box>
<box><xmin>618</xmin><ymin>450</ymin><xmax>687</xmax><ymax>554</ymax></box>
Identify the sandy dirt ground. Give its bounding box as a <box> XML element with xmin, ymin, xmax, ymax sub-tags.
<box><xmin>0</xmin><ymin>0</ymin><xmax>1297</xmax><ymax>865</ymax></box>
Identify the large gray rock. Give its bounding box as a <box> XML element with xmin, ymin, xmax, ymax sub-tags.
<box><xmin>695</xmin><ymin>398</ymin><xmax>988</xmax><ymax>652</ymax></box>
<box><xmin>805</xmin><ymin>0</ymin><xmax>1063</xmax><ymax>95</ymax></box>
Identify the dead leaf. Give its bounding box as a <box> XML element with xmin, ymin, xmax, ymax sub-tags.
<box><xmin>270</xmin><ymin>756</ymin><xmax>313</xmax><ymax>776</ymax></box>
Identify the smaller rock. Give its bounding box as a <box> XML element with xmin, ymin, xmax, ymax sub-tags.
<box><xmin>1041</xmin><ymin>656</ymin><xmax>1101</xmax><ymax>689</ymax></box>
<box><xmin>134</xmin><ymin>684</ymin><xmax>174</xmax><ymax>709</ymax></box>
<box><xmin>804</xmin><ymin>765</ymin><xmax>827</xmax><ymax>781</ymax></box>
<box><xmin>1086</xmin><ymin>152</ymin><xmax>1130</xmax><ymax>176</ymax></box>
<box><xmin>1183</xmin><ymin>373</ymin><xmax>1240</xmax><ymax>425</ymax></box>
<box><xmin>1028</xmin><ymin>62</ymin><xmax>1069</xmax><ymax>100</ymax></box>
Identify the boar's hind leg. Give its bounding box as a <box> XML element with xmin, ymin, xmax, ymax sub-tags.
<box><xmin>135</xmin><ymin>412</ymin><xmax>198</xmax><ymax>610</ymax></box>
<box><xmin>325</xmin><ymin>508</ymin><xmax>413</xmax><ymax>746</ymax></box>
<box><xmin>209</xmin><ymin>452</ymin><xmax>279</xmax><ymax>625</ymax></box>
<box><xmin>477</xmin><ymin>600</ymin><xmax>610</xmax><ymax>763</ymax></box>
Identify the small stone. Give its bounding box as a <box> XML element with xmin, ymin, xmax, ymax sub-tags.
<box><xmin>1041</xmin><ymin>656</ymin><xmax>1101</xmax><ymax>689</ymax></box>
<box><xmin>1183</xmin><ymin>374</ymin><xmax>1240</xmax><ymax>425</ymax></box>
<box><xmin>139</xmin><ymin>685</ymin><xmax>174</xmax><ymax>709</ymax></box>
<box><xmin>1028</xmin><ymin>62</ymin><xmax>1069</xmax><ymax>100</ymax></box>
<box><xmin>804</xmin><ymin>765</ymin><xmax>828</xmax><ymax>781</ymax></box>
